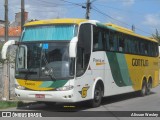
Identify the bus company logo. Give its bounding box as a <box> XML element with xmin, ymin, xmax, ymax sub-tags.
<box><xmin>2</xmin><ymin>112</ymin><xmax>11</xmax><ymax>117</ymax></box>
<box><xmin>132</xmin><ymin>58</ymin><xmax>149</xmax><ymax>67</ymax></box>
<box><xmin>25</xmin><ymin>81</ymin><xmax>35</xmax><ymax>86</ymax></box>
<box><xmin>93</xmin><ymin>58</ymin><xmax>105</xmax><ymax>66</ymax></box>
<box><xmin>79</xmin><ymin>87</ymin><xmax>89</xmax><ymax>98</ymax></box>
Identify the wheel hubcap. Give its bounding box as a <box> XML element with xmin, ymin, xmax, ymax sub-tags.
<box><xmin>94</xmin><ymin>89</ymin><xmax>101</xmax><ymax>102</ymax></box>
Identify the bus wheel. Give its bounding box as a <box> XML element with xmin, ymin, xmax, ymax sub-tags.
<box><xmin>140</xmin><ymin>81</ymin><xmax>147</xmax><ymax>96</ymax></box>
<box><xmin>146</xmin><ymin>80</ymin><xmax>152</xmax><ymax>95</ymax></box>
<box><xmin>90</xmin><ymin>84</ymin><xmax>102</xmax><ymax>108</ymax></box>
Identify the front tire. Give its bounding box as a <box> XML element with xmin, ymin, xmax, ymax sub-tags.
<box><xmin>90</xmin><ymin>84</ymin><xmax>102</xmax><ymax>108</ymax></box>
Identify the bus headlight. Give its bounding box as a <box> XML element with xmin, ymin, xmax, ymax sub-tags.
<box><xmin>56</xmin><ymin>85</ymin><xmax>74</xmax><ymax>91</ymax></box>
<box><xmin>15</xmin><ymin>84</ymin><xmax>25</xmax><ymax>90</ymax></box>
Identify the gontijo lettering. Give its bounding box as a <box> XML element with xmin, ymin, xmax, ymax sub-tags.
<box><xmin>132</xmin><ymin>58</ymin><xmax>149</xmax><ymax>66</ymax></box>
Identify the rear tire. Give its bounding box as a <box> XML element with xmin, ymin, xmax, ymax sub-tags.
<box><xmin>146</xmin><ymin>81</ymin><xmax>152</xmax><ymax>95</ymax></box>
<box><xmin>140</xmin><ymin>81</ymin><xmax>147</xmax><ymax>96</ymax></box>
<box><xmin>90</xmin><ymin>84</ymin><xmax>102</xmax><ymax>108</ymax></box>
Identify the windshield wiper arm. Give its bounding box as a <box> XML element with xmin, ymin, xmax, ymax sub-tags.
<box><xmin>19</xmin><ymin>69</ymin><xmax>37</xmax><ymax>80</ymax></box>
<box><xmin>19</xmin><ymin>69</ymin><xmax>37</xmax><ymax>74</ymax></box>
<box><xmin>41</xmin><ymin>51</ymin><xmax>56</xmax><ymax>81</ymax></box>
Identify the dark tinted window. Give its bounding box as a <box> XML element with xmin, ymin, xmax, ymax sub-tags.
<box><xmin>93</xmin><ymin>25</ymin><xmax>158</xmax><ymax>57</ymax></box>
<box><xmin>93</xmin><ymin>26</ymin><xmax>105</xmax><ymax>51</ymax></box>
<box><xmin>76</xmin><ymin>24</ymin><xmax>91</xmax><ymax>76</ymax></box>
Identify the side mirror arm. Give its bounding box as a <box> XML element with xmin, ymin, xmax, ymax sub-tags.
<box><xmin>1</xmin><ymin>40</ymin><xmax>17</xmax><ymax>60</ymax></box>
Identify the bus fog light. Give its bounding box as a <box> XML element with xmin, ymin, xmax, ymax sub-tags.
<box><xmin>64</xmin><ymin>96</ymin><xmax>67</xmax><ymax>98</ymax></box>
<box><xmin>15</xmin><ymin>84</ymin><xmax>25</xmax><ymax>90</ymax></box>
<box><xmin>56</xmin><ymin>85</ymin><xmax>74</xmax><ymax>91</ymax></box>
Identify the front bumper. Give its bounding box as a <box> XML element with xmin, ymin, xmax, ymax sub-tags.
<box><xmin>15</xmin><ymin>88</ymin><xmax>75</xmax><ymax>103</ymax></box>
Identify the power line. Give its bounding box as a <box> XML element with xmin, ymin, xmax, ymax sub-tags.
<box><xmin>94</xmin><ymin>4</ymin><xmax>158</xmax><ymax>31</ymax></box>
<box><xmin>32</xmin><ymin>0</ymin><xmax>85</xmax><ymax>11</ymax></box>
<box><xmin>91</xmin><ymin>0</ymin><xmax>98</xmax><ymax>3</ymax></box>
<box><xmin>92</xmin><ymin>6</ymin><xmax>130</xmax><ymax>26</ymax></box>
<box><xmin>92</xmin><ymin>6</ymin><xmax>152</xmax><ymax>36</ymax></box>
<box><xmin>34</xmin><ymin>0</ymin><xmax>75</xmax><ymax>6</ymax></box>
<box><xmin>96</xmin><ymin>3</ymin><xmax>146</xmax><ymax>16</ymax></box>
<box><xmin>59</xmin><ymin>0</ymin><xmax>84</xmax><ymax>7</ymax></box>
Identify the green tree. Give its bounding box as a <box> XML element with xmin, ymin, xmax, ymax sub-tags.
<box><xmin>152</xmin><ymin>29</ymin><xmax>160</xmax><ymax>45</ymax></box>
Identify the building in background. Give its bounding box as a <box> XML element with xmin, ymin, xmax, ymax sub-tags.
<box><xmin>0</xmin><ymin>11</ymin><xmax>28</xmax><ymax>42</ymax></box>
<box><xmin>0</xmin><ymin>26</ymin><xmax>21</xmax><ymax>42</ymax></box>
<box><xmin>0</xmin><ymin>20</ymin><xmax>5</xmax><ymax>27</ymax></box>
<box><xmin>10</xmin><ymin>11</ymin><xmax>28</xmax><ymax>27</ymax></box>
<box><xmin>0</xmin><ymin>12</ymin><xmax>30</xmax><ymax>100</ymax></box>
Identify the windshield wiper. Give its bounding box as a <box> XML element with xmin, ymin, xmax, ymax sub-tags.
<box><xmin>19</xmin><ymin>69</ymin><xmax>37</xmax><ymax>80</ymax></box>
<box><xmin>19</xmin><ymin>69</ymin><xmax>37</xmax><ymax>74</ymax></box>
<box><xmin>41</xmin><ymin>50</ymin><xmax>56</xmax><ymax>81</ymax></box>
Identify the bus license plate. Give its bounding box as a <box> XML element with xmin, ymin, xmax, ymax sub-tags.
<box><xmin>35</xmin><ymin>94</ymin><xmax>45</xmax><ymax>98</ymax></box>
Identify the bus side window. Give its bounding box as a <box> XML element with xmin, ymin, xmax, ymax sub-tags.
<box><xmin>140</xmin><ymin>41</ymin><xmax>145</xmax><ymax>55</ymax></box>
<box><xmin>135</xmin><ymin>39</ymin><xmax>139</xmax><ymax>54</ymax></box>
<box><xmin>154</xmin><ymin>43</ymin><xmax>158</xmax><ymax>57</ymax></box>
<box><xmin>105</xmin><ymin>30</ymin><xmax>110</xmax><ymax>51</ymax></box>
<box><xmin>119</xmin><ymin>34</ymin><xmax>125</xmax><ymax>52</ymax></box>
<box><xmin>151</xmin><ymin>43</ymin><xmax>155</xmax><ymax>56</ymax></box>
<box><xmin>93</xmin><ymin>26</ymin><xmax>104</xmax><ymax>51</ymax></box>
<box><xmin>144</xmin><ymin>42</ymin><xmax>148</xmax><ymax>55</ymax></box>
<box><xmin>109</xmin><ymin>31</ymin><xmax>114</xmax><ymax>51</ymax></box>
<box><xmin>125</xmin><ymin>35</ymin><xmax>130</xmax><ymax>53</ymax></box>
<box><xmin>109</xmin><ymin>31</ymin><xmax>118</xmax><ymax>52</ymax></box>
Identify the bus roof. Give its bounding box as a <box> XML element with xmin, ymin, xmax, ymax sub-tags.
<box><xmin>24</xmin><ymin>18</ymin><xmax>157</xmax><ymax>43</ymax></box>
<box><xmin>24</xmin><ymin>18</ymin><xmax>87</xmax><ymax>26</ymax></box>
<box><xmin>105</xmin><ymin>23</ymin><xmax>157</xmax><ymax>43</ymax></box>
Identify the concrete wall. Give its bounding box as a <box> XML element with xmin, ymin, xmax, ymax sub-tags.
<box><xmin>0</xmin><ymin>46</ymin><xmax>17</xmax><ymax>100</ymax></box>
<box><xmin>0</xmin><ymin>36</ymin><xmax>20</xmax><ymax>42</ymax></box>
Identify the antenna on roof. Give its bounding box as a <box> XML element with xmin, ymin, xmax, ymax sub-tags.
<box><xmin>132</xmin><ymin>24</ymin><xmax>135</xmax><ymax>32</ymax></box>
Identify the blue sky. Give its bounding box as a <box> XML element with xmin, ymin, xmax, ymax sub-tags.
<box><xmin>0</xmin><ymin>0</ymin><xmax>160</xmax><ymax>36</ymax></box>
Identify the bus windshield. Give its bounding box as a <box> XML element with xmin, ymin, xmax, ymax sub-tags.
<box><xmin>15</xmin><ymin>24</ymin><xmax>77</xmax><ymax>80</ymax></box>
<box><xmin>21</xmin><ymin>24</ymin><xmax>77</xmax><ymax>41</ymax></box>
<box><xmin>15</xmin><ymin>42</ymin><xmax>75</xmax><ymax>80</ymax></box>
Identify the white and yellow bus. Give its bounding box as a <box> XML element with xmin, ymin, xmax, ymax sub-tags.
<box><xmin>2</xmin><ymin>18</ymin><xmax>159</xmax><ymax>107</ymax></box>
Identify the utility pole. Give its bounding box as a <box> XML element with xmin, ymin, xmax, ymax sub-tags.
<box><xmin>3</xmin><ymin>0</ymin><xmax>9</xmax><ymax>101</ymax></box>
<box><xmin>85</xmin><ymin>0</ymin><xmax>91</xmax><ymax>19</ymax></box>
<box><xmin>21</xmin><ymin>0</ymin><xmax>25</xmax><ymax>31</ymax></box>
<box><xmin>4</xmin><ymin>0</ymin><xmax>8</xmax><ymax>41</ymax></box>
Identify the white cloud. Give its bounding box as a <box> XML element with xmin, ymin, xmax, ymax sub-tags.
<box><xmin>99</xmin><ymin>0</ymin><xmax>135</xmax><ymax>6</ymax></box>
<box><xmin>143</xmin><ymin>14</ymin><xmax>160</xmax><ymax>35</ymax></box>
<box><xmin>25</xmin><ymin>0</ymin><xmax>67</xmax><ymax>20</ymax></box>
<box><xmin>0</xmin><ymin>0</ymin><xmax>67</xmax><ymax>21</ymax></box>
<box><xmin>122</xmin><ymin>0</ymin><xmax>135</xmax><ymax>6</ymax></box>
<box><xmin>143</xmin><ymin>14</ymin><xmax>160</xmax><ymax>27</ymax></box>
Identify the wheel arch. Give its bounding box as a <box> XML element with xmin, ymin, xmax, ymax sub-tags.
<box><xmin>141</xmin><ymin>76</ymin><xmax>147</xmax><ymax>88</ymax></box>
<box><xmin>148</xmin><ymin>76</ymin><xmax>153</xmax><ymax>88</ymax></box>
<box><xmin>148</xmin><ymin>76</ymin><xmax>152</xmax><ymax>83</ymax></box>
<box><xmin>91</xmin><ymin>77</ymin><xmax>104</xmax><ymax>99</ymax></box>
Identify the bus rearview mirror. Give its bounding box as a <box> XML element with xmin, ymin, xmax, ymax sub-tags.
<box><xmin>69</xmin><ymin>37</ymin><xmax>78</xmax><ymax>58</ymax></box>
